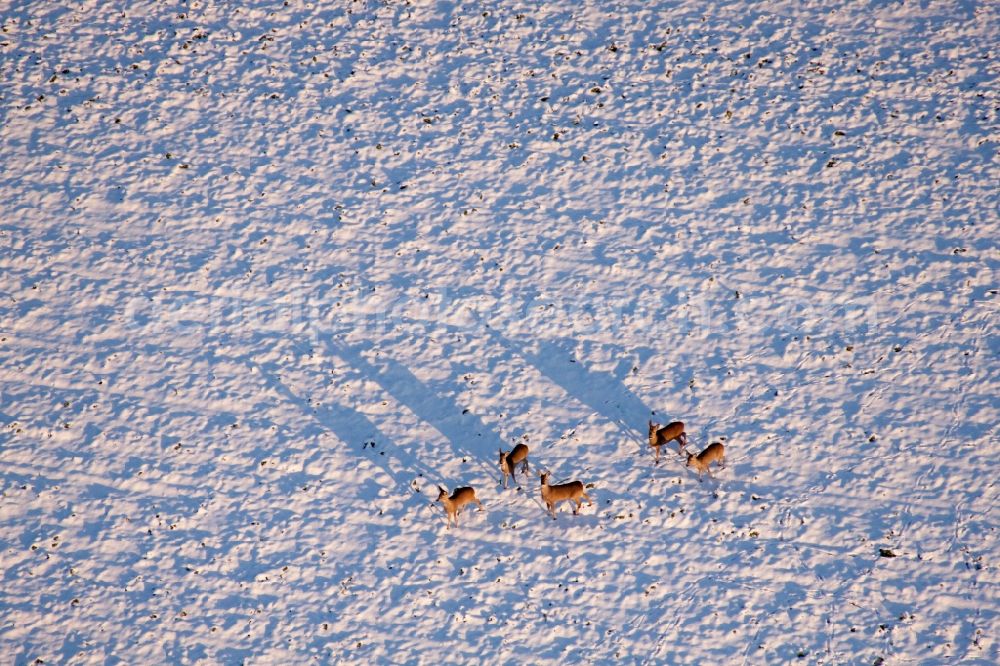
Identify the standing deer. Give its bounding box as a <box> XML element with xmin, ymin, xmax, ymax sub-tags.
<box><xmin>686</xmin><ymin>442</ymin><xmax>725</xmax><ymax>481</ymax></box>
<box><xmin>648</xmin><ymin>420</ymin><xmax>688</xmax><ymax>464</ymax></box>
<box><xmin>436</xmin><ymin>485</ymin><xmax>483</xmax><ymax>527</ymax></box>
<box><xmin>539</xmin><ymin>471</ymin><xmax>592</xmax><ymax>520</ymax></box>
<box><xmin>499</xmin><ymin>444</ymin><xmax>530</xmax><ymax>488</ymax></box>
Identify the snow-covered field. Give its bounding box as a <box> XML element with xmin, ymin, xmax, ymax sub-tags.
<box><xmin>1</xmin><ymin>0</ymin><xmax>997</xmax><ymax>663</ymax></box>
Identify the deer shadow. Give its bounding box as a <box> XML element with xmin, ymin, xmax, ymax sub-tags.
<box><xmin>250</xmin><ymin>357</ymin><xmax>437</xmax><ymax>506</ymax></box>
<box><xmin>322</xmin><ymin>337</ymin><xmax>506</xmax><ymax>486</ymax></box>
<box><xmin>486</xmin><ymin>329</ymin><xmax>655</xmax><ymax>454</ymax></box>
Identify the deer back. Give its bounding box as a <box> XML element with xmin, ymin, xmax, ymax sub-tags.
<box><xmin>450</xmin><ymin>486</ymin><xmax>478</xmax><ymax>506</ymax></box>
<box><xmin>542</xmin><ymin>478</ymin><xmax>585</xmax><ymax>501</ymax></box>
<box><xmin>655</xmin><ymin>421</ymin><xmax>685</xmax><ymax>443</ymax></box>
<box><xmin>508</xmin><ymin>443</ymin><xmax>529</xmax><ymax>465</ymax></box>
<box><xmin>697</xmin><ymin>442</ymin><xmax>724</xmax><ymax>464</ymax></box>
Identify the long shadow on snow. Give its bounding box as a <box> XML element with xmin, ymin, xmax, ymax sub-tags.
<box><xmin>251</xmin><ymin>359</ymin><xmax>438</xmax><ymax>507</ymax></box>
<box><xmin>486</xmin><ymin>329</ymin><xmax>655</xmax><ymax>454</ymax></box>
<box><xmin>323</xmin><ymin>338</ymin><xmax>504</xmax><ymax>485</ymax></box>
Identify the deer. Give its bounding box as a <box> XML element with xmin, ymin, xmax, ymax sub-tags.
<box><xmin>648</xmin><ymin>420</ymin><xmax>688</xmax><ymax>464</ymax></box>
<box><xmin>436</xmin><ymin>485</ymin><xmax>483</xmax><ymax>528</ymax></box>
<box><xmin>686</xmin><ymin>442</ymin><xmax>725</xmax><ymax>481</ymax></box>
<box><xmin>539</xmin><ymin>471</ymin><xmax>592</xmax><ymax>520</ymax></box>
<box><xmin>499</xmin><ymin>443</ymin><xmax>530</xmax><ymax>488</ymax></box>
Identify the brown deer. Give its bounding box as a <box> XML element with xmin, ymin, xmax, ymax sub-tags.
<box><xmin>539</xmin><ymin>471</ymin><xmax>592</xmax><ymax>520</ymax></box>
<box><xmin>648</xmin><ymin>420</ymin><xmax>687</xmax><ymax>464</ymax></box>
<box><xmin>499</xmin><ymin>444</ymin><xmax>530</xmax><ymax>488</ymax></box>
<box><xmin>436</xmin><ymin>485</ymin><xmax>483</xmax><ymax>527</ymax></box>
<box><xmin>686</xmin><ymin>442</ymin><xmax>725</xmax><ymax>481</ymax></box>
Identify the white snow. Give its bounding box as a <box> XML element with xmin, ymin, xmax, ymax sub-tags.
<box><xmin>1</xmin><ymin>0</ymin><xmax>997</xmax><ymax>663</ymax></box>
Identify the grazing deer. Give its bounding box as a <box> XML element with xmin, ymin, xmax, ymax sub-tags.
<box><xmin>648</xmin><ymin>420</ymin><xmax>688</xmax><ymax>463</ymax></box>
<box><xmin>539</xmin><ymin>471</ymin><xmax>592</xmax><ymax>520</ymax></box>
<box><xmin>686</xmin><ymin>442</ymin><xmax>725</xmax><ymax>481</ymax></box>
<box><xmin>436</xmin><ymin>485</ymin><xmax>483</xmax><ymax>527</ymax></box>
<box><xmin>499</xmin><ymin>444</ymin><xmax>530</xmax><ymax>488</ymax></box>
